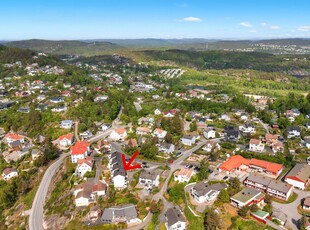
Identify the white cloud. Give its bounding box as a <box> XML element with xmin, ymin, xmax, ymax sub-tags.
<box><xmin>297</xmin><ymin>25</ymin><xmax>310</xmax><ymax>32</ymax></box>
<box><xmin>180</xmin><ymin>17</ymin><xmax>202</xmax><ymax>22</ymax></box>
<box><xmin>250</xmin><ymin>30</ymin><xmax>257</xmax><ymax>33</ymax></box>
<box><xmin>260</xmin><ymin>22</ymin><xmax>280</xmax><ymax>30</ymax></box>
<box><xmin>239</xmin><ymin>22</ymin><xmax>252</xmax><ymax>27</ymax></box>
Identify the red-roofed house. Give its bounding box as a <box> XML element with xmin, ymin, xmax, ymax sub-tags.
<box><xmin>249</xmin><ymin>139</ymin><xmax>265</xmax><ymax>152</ymax></box>
<box><xmin>218</xmin><ymin>155</ymin><xmax>283</xmax><ymax>177</ymax></box>
<box><xmin>153</xmin><ymin>128</ymin><xmax>167</xmax><ymax>139</ymax></box>
<box><xmin>163</xmin><ymin>109</ymin><xmax>177</xmax><ymax>118</ymax></box>
<box><xmin>2</xmin><ymin>168</ymin><xmax>18</xmax><ymax>181</ymax></box>
<box><xmin>77</xmin><ymin>156</ymin><xmax>94</xmax><ymax>177</ymax></box>
<box><xmin>4</xmin><ymin>133</ymin><xmax>24</xmax><ymax>144</ymax></box>
<box><xmin>71</xmin><ymin>141</ymin><xmax>90</xmax><ymax>163</ymax></box>
<box><xmin>109</xmin><ymin>128</ymin><xmax>127</xmax><ymax>141</ymax></box>
<box><xmin>136</xmin><ymin>127</ymin><xmax>151</xmax><ymax>136</ymax></box>
<box><xmin>174</xmin><ymin>168</ymin><xmax>194</xmax><ymax>183</ymax></box>
<box><xmin>58</xmin><ymin>133</ymin><xmax>74</xmax><ymax>147</ymax></box>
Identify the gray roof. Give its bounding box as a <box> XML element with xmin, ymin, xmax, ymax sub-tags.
<box><xmin>231</xmin><ymin>187</ymin><xmax>262</xmax><ymax>203</ymax></box>
<box><xmin>182</xmin><ymin>134</ymin><xmax>195</xmax><ymax>140</ymax></box>
<box><xmin>165</xmin><ymin>207</ymin><xmax>185</xmax><ymax>227</ymax></box>
<box><xmin>101</xmin><ymin>204</ymin><xmax>137</xmax><ymax>223</ymax></box>
<box><xmin>193</xmin><ymin>181</ymin><xmax>227</xmax><ymax>197</ymax></box>
<box><xmin>140</xmin><ymin>170</ymin><xmax>160</xmax><ymax>180</ymax></box>
<box><xmin>246</xmin><ymin>173</ymin><xmax>292</xmax><ymax>194</ymax></box>
<box><xmin>285</xmin><ymin>163</ymin><xmax>310</xmax><ymax>183</ymax></box>
<box><xmin>272</xmin><ymin>211</ymin><xmax>287</xmax><ymax>223</ymax></box>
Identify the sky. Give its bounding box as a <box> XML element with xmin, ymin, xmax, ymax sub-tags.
<box><xmin>0</xmin><ymin>0</ymin><xmax>310</xmax><ymax>40</ymax></box>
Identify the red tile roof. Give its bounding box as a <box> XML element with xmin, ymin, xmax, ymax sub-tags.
<box><xmin>250</xmin><ymin>139</ymin><xmax>261</xmax><ymax>145</ymax></box>
<box><xmin>219</xmin><ymin>155</ymin><xmax>283</xmax><ymax>175</ymax></box>
<box><xmin>5</xmin><ymin>133</ymin><xmax>23</xmax><ymax>141</ymax></box>
<box><xmin>114</xmin><ymin>128</ymin><xmax>126</xmax><ymax>135</ymax></box>
<box><xmin>71</xmin><ymin>141</ymin><xmax>89</xmax><ymax>155</ymax></box>
<box><xmin>58</xmin><ymin>133</ymin><xmax>74</xmax><ymax>141</ymax></box>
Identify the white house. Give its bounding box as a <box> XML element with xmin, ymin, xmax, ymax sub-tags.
<box><xmin>109</xmin><ymin>152</ymin><xmax>128</xmax><ymax>189</ymax></box>
<box><xmin>71</xmin><ymin>141</ymin><xmax>90</xmax><ymax>163</ymax></box>
<box><xmin>191</xmin><ymin>182</ymin><xmax>228</xmax><ymax>203</ymax></box>
<box><xmin>180</xmin><ymin>135</ymin><xmax>196</xmax><ymax>146</ymax></box>
<box><xmin>287</xmin><ymin>126</ymin><xmax>301</xmax><ymax>138</ymax></box>
<box><xmin>76</xmin><ymin>157</ymin><xmax>94</xmax><ymax>177</ymax></box>
<box><xmin>139</xmin><ymin>170</ymin><xmax>160</xmax><ymax>188</ymax></box>
<box><xmin>2</xmin><ymin>168</ymin><xmax>18</xmax><ymax>181</ymax></box>
<box><xmin>109</xmin><ymin>128</ymin><xmax>128</xmax><ymax>141</ymax></box>
<box><xmin>51</xmin><ymin>106</ymin><xmax>67</xmax><ymax>112</ymax></box>
<box><xmin>60</xmin><ymin>120</ymin><xmax>73</xmax><ymax>129</ymax></box>
<box><xmin>153</xmin><ymin>128</ymin><xmax>167</xmax><ymax>139</ymax></box>
<box><xmin>203</xmin><ymin>128</ymin><xmax>216</xmax><ymax>139</ymax></box>
<box><xmin>154</xmin><ymin>109</ymin><xmax>161</xmax><ymax>115</ymax></box>
<box><xmin>58</xmin><ymin>133</ymin><xmax>74</xmax><ymax>147</ymax></box>
<box><xmin>165</xmin><ymin>207</ymin><xmax>186</xmax><ymax>230</ymax></box>
<box><xmin>136</xmin><ymin>127</ymin><xmax>151</xmax><ymax>136</ymax></box>
<box><xmin>202</xmin><ymin>141</ymin><xmax>221</xmax><ymax>153</ymax></box>
<box><xmin>285</xmin><ymin>163</ymin><xmax>310</xmax><ymax>190</ymax></box>
<box><xmin>158</xmin><ymin>143</ymin><xmax>175</xmax><ymax>154</ymax></box>
<box><xmin>174</xmin><ymin>168</ymin><xmax>194</xmax><ymax>183</ymax></box>
<box><xmin>240</xmin><ymin>123</ymin><xmax>256</xmax><ymax>133</ymax></box>
<box><xmin>249</xmin><ymin>139</ymin><xmax>265</xmax><ymax>152</ymax></box>
<box><xmin>4</xmin><ymin>133</ymin><xmax>25</xmax><ymax>144</ymax></box>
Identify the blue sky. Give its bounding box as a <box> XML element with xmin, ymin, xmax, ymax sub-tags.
<box><xmin>0</xmin><ymin>0</ymin><xmax>310</xmax><ymax>40</ymax></box>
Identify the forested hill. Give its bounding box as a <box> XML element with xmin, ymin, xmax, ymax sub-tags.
<box><xmin>5</xmin><ymin>39</ymin><xmax>126</xmax><ymax>56</ymax></box>
<box><xmin>140</xmin><ymin>49</ymin><xmax>310</xmax><ymax>75</ymax></box>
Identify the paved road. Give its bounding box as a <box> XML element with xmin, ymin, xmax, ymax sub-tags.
<box><xmin>272</xmin><ymin>189</ymin><xmax>309</xmax><ymax>230</ymax></box>
<box><xmin>74</xmin><ymin>120</ymin><xmax>80</xmax><ymax>142</ymax></box>
<box><xmin>29</xmin><ymin>152</ymin><xmax>69</xmax><ymax>230</ymax></box>
<box><xmin>133</xmin><ymin>102</ymin><xmax>142</xmax><ymax>112</ymax></box>
<box><xmin>257</xmin><ymin>118</ymin><xmax>270</xmax><ymax>134</ymax></box>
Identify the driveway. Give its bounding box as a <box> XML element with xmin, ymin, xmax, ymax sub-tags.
<box><xmin>272</xmin><ymin>189</ymin><xmax>309</xmax><ymax>230</ymax></box>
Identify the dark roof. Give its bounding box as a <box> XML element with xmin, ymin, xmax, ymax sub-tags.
<box><xmin>140</xmin><ymin>170</ymin><xmax>160</xmax><ymax>180</ymax></box>
<box><xmin>288</xmin><ymin>126</ymin><xmax>301</xmax><ymax>132</ymax></box>
<box><xmin>193</xmin><ymin>181</ymin><xmax>227</xmax><ymax>196</ymax></box>
<box><xmin>165</xmin><ymin>207</ymin><xmax>185</xmax><ymax>227</ymax></box>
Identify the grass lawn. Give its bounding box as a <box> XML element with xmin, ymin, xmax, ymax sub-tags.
<box><xmin>184</xmin><ymin>206</ymin><xmax>204</xmax><ymax>230</ymax></box>
<box><xmin>273</xmin><ymin>192</ymin><xmax>298</xmax><ymax>204</ymax></box>
<box><xmin>232</xmin><ymin>218</ymin><xmax>269</xmax><ymax>230</ymax></box>
<box><xmin>297</xmin><ymin>205</ymin><xmax>310</xmax><ymax>215</ymax></box>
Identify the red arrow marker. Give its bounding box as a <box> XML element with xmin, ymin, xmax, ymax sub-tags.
<box><xmin>122</xmin><ymin>150</ymin><xmax>141</xmax><ymax>171</ymax></box>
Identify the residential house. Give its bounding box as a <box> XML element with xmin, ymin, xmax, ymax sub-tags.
<box><xmin>218</xmin><ymin>155</ymin><xmax>283</xmax><ymax>177</ymax></box>
<box><xmin>219</xmin><ymin>113</ymin><xmax>231</xmax><ymax>122</ymax></box>
<box><xmin>165</xmin><ymin>207</ymin><xmax>186</xmax><ymax>230</ymax></box>
<box><xmin>202</xmin><ymin>141</ymin><xmax>221</xmax><ymax>153</ymax></box>
<box><xmin>58</xmin><ymin>133</ymin><xmax>74</xmax><ymax>147</ymax></box>
<box><xmin>191</xmin><ymin>182</ymin><xmax>228</xmax><ymax>203</ymax></box>
<box><xmin>4</xmin><ymin>133</ymin><xmax>24</xmax><ymax>144</ymax></box>
<box><xmin>31</xmin><ymin>149</ymin><xmax>42</xmax><ymax>160</ymax></box>
<box><xmin>203</xmin><ymin>127</ymin><xmax>216</xmax><ymax>139</ymax></box>
<box><xmin>180</xmin><ymin>135</ymin><xmax>196</xmax><ymax>146</ymax></box>
<box><xmin>285</xmin><ymin>163</ymin><xmax>310</xmax><ymax>190</ymax></box>
<box><xmin>109</xmin><ymin>128</ymin><xmax>128</xmax><ymax>141</ymax></box>
<box><xmin>2</xmin><ymin>168</ymin><xmax>18</xmax><ymax>181</ymax></box>
<box><xmin>249</xmin><ymin>139</ymin><xmax>265</xmax><ymax>152</ymax></box>
<box><xmin>60</xmin><ymin>120</ymin><xmax>73</xmax><ymax>129</ymax></box>
<box><xmin>244</xmin><ymin>173</ymin><xmax>293</xmax><ymax>200</ymax></box>
<box><xmin>240</xmin><ymin>113</ymin><xmax>249</xmax><ymax>121</ymax></box>
<box><xmin>158</xmin><ymin>142</ymin><xmax>175</xmax><ymax>154</ymax></box>
<box><xmin>18</xmin><ymin>106</ymin><xmax>30</xmax><ymax>113</ymax></box>
<box><xmin>240</xmin><ymin>123</ymin><xmax>256</xmax><ymax>134</ymax></box>
<box><xmin>306</xmin><ymin>122</ymin><xmax>310</xmax><ymax>129</ymax></box>
<box><xmin>99</xmin><ymin>123</ymin><xmax>111</xmax><ymax>131</ymax></box>
<box><xmin>152</xmin><ymin>128</ymin><xmax>167</xmax><ymax>139</ymax></box>
<box><xmin>265</xmin><ymin>134</ymin><xmax>279</xmax><ymax>146</ymax></box>
<box><xmin>50</xmin><ymin>97</ymin><xmax>64</xmax><ymax>103</ymax></box>
<box><xmin>285</xmin><ymin>108</ymin><xmax>300</xmax><ymax>121</ymax></box>
<box><xmin>224</xmin><ymin>126</ymin><xmax>240</xmax><ymax>142</ymax></box>
<box><xmin>230</xmin><ymin>187</ymin><xmax>265</xmax><ymax>208</ymax></box>
<box><xmin>136</xmin><ymin>127</ymin><xmax>151</xmax><ymax>136</ymax></box>
<box><xmin>163</xmin><ymin>109</ymin><xmax>177</xmax><ymax>118</ymax></box>
<box><xmin>51</xmin><ymin>106</ymin><xmax>67</xmax><ymax>112</ymax></box>
<box><xmin>303</xmin><ymin>197</ymin><xmax>310</xmax><ymax>210</ymax></box>
<box><xmin>94</xmin><ymin>95</ymin><xmax>108</xmax><ymax>102</ymax></box>
<box><xmin>287</xmin><ymin>126</ymin><xmax>301</xmax><ymax>138</ymax></box>
<box><xmin>80</xmin><ymin>130</ymin><xmax>93</xmax><ymax>140</ymax></box>
<box><xmin>154</xmin><ymin>109</ymin><xmax>161</xmax><ymax>115</ymax></box>
<box><xmin>108</xmin><ymin>152</ymin><xmax>128</xmax><ymax>189</ymax></box>
<box><xmin>174</xmin><ymin>168</ymin><xmax>194</xmax><ymax>183</ymax></box>
<box><xmin>61</xmin><ymin>91</ymin><xmax>71</xmax><ymax>97</ymax></box>
<box><xmin>139</xmin><ymin>170</ymin><xmax>160</xmax><ymax>188</ymax></box>
<box><xmin>74</xmin><ymin>180</ymin><xmax>107</xmax><ymax>207</ymax></box>
<box><xmin>101</xmin><ymin>204</ymin><xmax>141</xmax><ymax>224</ymax></box>
<box><xmin>272</xmin><ymin>142</ymin><xmax>284</xmax><ymax>153</ymax></box>
<box><xmin>71</xmin><ymin>141</ymin><xmax>90</xmax><ymax>163</ymax></box>
<box><xmin>77</xmin><ymin>156</ymin><xmax>94</xmax><ymax>177</ymax></box>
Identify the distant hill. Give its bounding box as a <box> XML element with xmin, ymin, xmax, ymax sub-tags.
<box><xmin>6</xmin><ymin>39</ymin><xmax>126</xmax><ymax>56</ymax></box>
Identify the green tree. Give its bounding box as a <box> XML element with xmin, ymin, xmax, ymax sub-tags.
<box><xmin>198</xmin><ymin>158</ymin><xmax>209</xmax><ymax>181</ymax></box>
<box><xmin>250</xmin><ymin>204</ymin><xmax>259</xmax><ymax>213</ymax></box>
<box><xmin>215</xmin><ymin>189</ymin><xmax>230</xmax><ymax>205</ymax></box>
<box><xmin>204</xmin><ymin>208</ymin><xmax>220</xmax><ymax>230</ymax></box>
<box><xmin>190</xmin><ymin>121</ymin><xmax>197</xmax><ymax>132</ymax></box>
<box><xmin>238</xmin><ymin>205</ymin><xmax>250</xmax><ymax>217</ymax></box>
<box><xmin>263</xmin><ymin>203</ymin><xmax>272</xmax><ymax>214</ymax></box>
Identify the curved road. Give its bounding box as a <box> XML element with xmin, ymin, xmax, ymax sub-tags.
<box><xmin>29</xmin><ymin>152</ymin><xmax>69</xmax><ymax>230</ymax></box>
